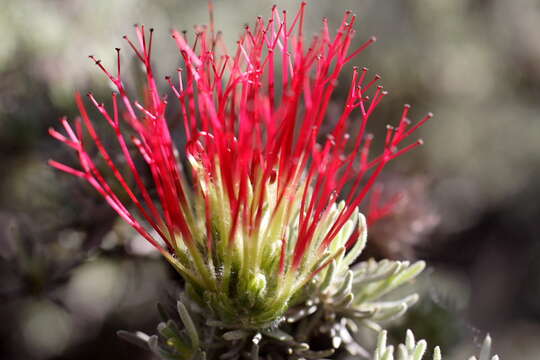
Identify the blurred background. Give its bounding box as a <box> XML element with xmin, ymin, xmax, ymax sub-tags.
<box><xmin>1</xmin><ymin>0</ymin><xmax>539</xmax><ymax>359</ymax></box>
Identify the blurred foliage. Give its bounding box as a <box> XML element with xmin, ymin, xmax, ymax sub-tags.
<box><xmin>1</xmin><ymin>0</ymin><xmax>540</xmax><ymax>359</ymax></box>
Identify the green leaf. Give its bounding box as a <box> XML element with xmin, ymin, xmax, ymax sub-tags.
<box><xmin>177</xmin><ymin>301</ymin><xmax>200</xmax><ymax>348</ymax></box>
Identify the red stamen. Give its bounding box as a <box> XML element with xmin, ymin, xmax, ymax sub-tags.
<box><xmin>50</xmin><ymin>3</ymin><xmax>431</xmax><ymax>279</ymax></box>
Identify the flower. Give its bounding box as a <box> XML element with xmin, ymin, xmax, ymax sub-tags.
<box><xmin>49</xmin><ymin>3</ymin><xmax>431</xmax><ymax>328</ymax></box>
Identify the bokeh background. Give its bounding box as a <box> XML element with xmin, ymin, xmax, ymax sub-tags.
<box><xmin>1</xmin><ymin>0</ymin><xmax>539</xmax><ymax>359</ymax></box>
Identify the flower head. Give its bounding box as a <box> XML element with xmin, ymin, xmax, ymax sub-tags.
<box><xmin>50</xmin><ymin>3</ymin><xmax>431</xmax><ymax>328</ymax></box>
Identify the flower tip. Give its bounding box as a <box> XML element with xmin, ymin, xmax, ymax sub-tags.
<box><xmin>404</xmin><ymin>104</ymin><xmax>411</xmax><ymax>109</ymax></box>
<box><xmin>88</xmin><ymin>56</ymin><xmax>101</xmax><ymax>65</ymax></box>
<box><xmin>427</xmin><ymin>112</ymin><xmax>434</xmax><ymax>118</ymax></box>
<box><xmin>417</xmin><ymin>139</ymin><xmax>424</xmax><ymax>145</ymax></box>
<box><xmin>370</xmin><ymin>36</ymin><xmax>377</xmax><ymax>42</ymax></box>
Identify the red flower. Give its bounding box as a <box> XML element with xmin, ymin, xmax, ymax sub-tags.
<box><xmin>50</xmin><ymin>3</ymin><xmax>431</xmax><ymax>327</ymax></box>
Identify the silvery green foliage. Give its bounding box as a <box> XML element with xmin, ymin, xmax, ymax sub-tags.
<box><xmin>294</xmin><ymin>228</ymin><xmax>425</xmax><ymax>356</ymax></box>
<box><xmin>289</xmin><ymin>213</ymin><xmax>425</xmax><ymax>337</ymax></box>
<box><xmin>313</xmin><ymin>257</ymin><xmax>425</xmax><ymax>331</ymax></box>
<box><xmin>284</xmin><ymin>257</ymin><xmax>425</xmax><ymax>357</ymax></box>
<box><xmin>118</xmin><ymin>296</ymin><xmax>337</xmax><ymax>360</ymax></box>
<box><xmin>118</xmin><ymin>301</ymin><xmax>205</xmax><ymax>360</ymax></box>
<box><xmin>117</xmin><ymin>259</ymin><xmax>425</xmax><ymax>359</ymax></box>
<box><xmin>118</xmin><ymin>213</ymin><xmax>428</xmax><ymax>359</ymax></box>
<box><xmin>373</xmin><ymin>330</ymin><xmax>500</xmax><ymax>360</ymax></box>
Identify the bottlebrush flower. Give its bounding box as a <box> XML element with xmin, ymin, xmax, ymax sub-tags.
<box><xmin>49</xmin><ymin>3</ymin><xmax>431</xmax><ymax>328</ymax></box>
